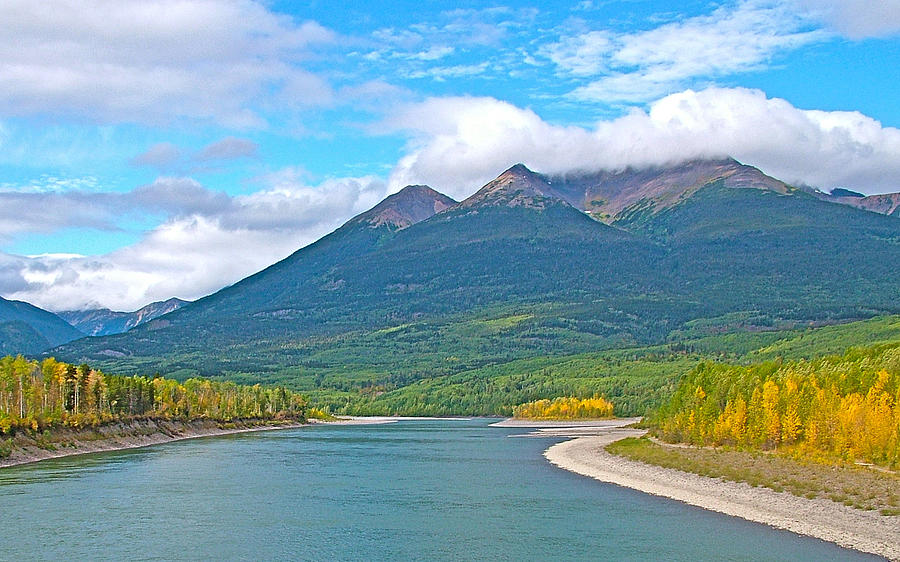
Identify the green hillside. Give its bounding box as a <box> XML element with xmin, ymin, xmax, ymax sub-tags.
<box><xmin>300</xmin><ymin>314</ymin><xmax>900</xmax><ymax>417</ymax></box>
<box><xmin>51</xmin><ymin>162</ymin><xmax>900</xmax><ymax>414</ymax></box>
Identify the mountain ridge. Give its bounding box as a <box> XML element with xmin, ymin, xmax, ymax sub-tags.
<box><xmin>0</xmin><ymin>296</ymin><xmax>84</xmax><ymax>354</ymax></box>
<box><xmin>50</xmin><ymin>158</ymin><xmax>900</xmax><ymax>416</ymax></box>
<box><xmin>59</xmin><ymin>297</ymin><xmax>189</xmax><ymax>337</ymax></box>
<box><xmin>820</xmin><ymin>190</ymin><xmax>900</xmax><ymax>217</ymax></box>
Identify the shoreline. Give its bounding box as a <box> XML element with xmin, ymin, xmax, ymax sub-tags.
<box><xmin>490</xmin><ymin>416</ymin><xmax>641</xmax><ymax>428</ymax></box>
<box><xmin>544</xmin><ymin>432</ymin><xmax>899</xmax><ymax>560</ymax></box>
<box><xmin>0</xmin><ymin>416</ymin><xmax>394</xmax><ymax>469</ymax></box>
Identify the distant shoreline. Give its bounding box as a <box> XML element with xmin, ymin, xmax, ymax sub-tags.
<box><xmin>0</xmin><ymin>416</ymin><xmax>395</xmax><ymax>469</ymax></box>
<box><xmin>544</xmin><ymin>431</ymin><xmax>899</xmax><ymax>560</ymax></box>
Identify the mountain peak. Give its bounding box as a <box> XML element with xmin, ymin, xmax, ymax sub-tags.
<box><xmin>349</xmin><ymin>185</ymin><xmax>457</xmax><ymax>230</ymax></box>
<box><xmin>503</xmin><ymin>162</ymin><xmax>535</xmax><ymax>176</ymax></box>
<box><xmin>458</xmin><ymin>163</ymin><xmax>567</xmax><ymax>210</ymax></box>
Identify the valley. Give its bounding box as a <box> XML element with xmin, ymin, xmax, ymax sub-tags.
<box><xmin>32</xmin><ymin>159</ymin><xmax>899</xmax><ymax>417</ymax></box>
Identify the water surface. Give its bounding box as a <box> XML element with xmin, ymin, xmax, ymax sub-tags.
<box><xmin>0</xmin><ymin>419</ymin><xmax>878</xmax><ymax>561</ymax></box>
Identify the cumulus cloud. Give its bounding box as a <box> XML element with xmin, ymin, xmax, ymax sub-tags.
<box><xmin>1</xmin><ymin>174</ymin><xmax>388</xmax><ymax>311</ymax></box>
<box><xmin>798</xmin><ymin>0</ymin><xmax>900</xmax><ymax>38</ymax></box>
<box><xmin>0</xmin><ymin>0</ymin><xmax>335</xmax><ymax>126</ymax></box>
<box><xmin>385</xmin><ymin>88</ymin><xmax>900</xmax><ymax>199</ymax></box>
<box><xmin>131</xmin><ymin>177</ymin><xmax>233</xmax><ymax>217</ymax></box>
<box><xmin>0</xmin><ymin>176</ymin><xmax>235</xmax><ymax>243</ymax></box>
<box><xmin>542</xmin><ymin>0</ymin><xmax>826</xmax><ymax>102</ymax></box>
<box><xmin>0</xmin><ymin>190</ymin><xmax>122</xmax><ymax>243</ymax></box>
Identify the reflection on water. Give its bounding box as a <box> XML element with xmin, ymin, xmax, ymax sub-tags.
<box><xmin>0</xmin><ymin>420</ymin><xmax>879</xmax><ymax>561</ymax></box>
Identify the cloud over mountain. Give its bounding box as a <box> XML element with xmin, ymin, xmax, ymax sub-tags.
<box><xmin>4</xmin><ymin>84</ymin><xmax>900</xmax><ymax>311</ymax></box>
<box><xmin>386</xmin><ymin>88</ymin><xmax>900</xmax><ymax>199</ymax></box>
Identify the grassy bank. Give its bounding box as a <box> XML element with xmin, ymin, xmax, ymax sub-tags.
<box><xmin>607</xmin><ymin>437</ymin><xmax>900</xmax><ymax>516</ymax></box>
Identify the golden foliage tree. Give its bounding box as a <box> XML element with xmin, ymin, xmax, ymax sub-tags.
<box><xmin>655</xmin><ymin>345</ymin><xmax>900</xmax><ymax>467</ymax></box>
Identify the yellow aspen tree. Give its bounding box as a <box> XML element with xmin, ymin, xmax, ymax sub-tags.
<box><xmin>747</xmin><ymin>386</ymin><xmax>765</xmax><ymax>446</ymax></box>
<box><xmin>864</xmin><ymin>386</ymin><xmax>893</xmax><ymax>461</ymax></box>
<box><xmin>730</xmin><ymin>396</ymin><xmax>748</xmax><ymax>445</ymax></box>
<box><xmin>781</xmin><ymin>402</ymin><xmax>801</xmax><ymax>444</ymax></box>
<box><xmin>762</xmin><ymin>380</ymin><xmax>781</xmax><ymax>446</ymax></box>
<box><xmin>838</xmin><ymin>393</ymin><xmax>865</xmax><ymax>458</ymax></box>
<box><xmin>713</xmin><ymin>406</ymin><xmax>730</xmax><ymax>444</ymax></box>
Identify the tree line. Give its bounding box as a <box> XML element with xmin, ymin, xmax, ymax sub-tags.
<box><xmin>0</xmin><ymin>356</ymin><xmax>307</xmax><ymax>435</ymax></box>
<box><xmin>654</xmin><ymin>344</ymin><xmax>900</xmax><ymax>467</ymax></box>
<box><xmin>513</xmin><ymin>395</ymin><xmax>615</xmax><ymax>420</ymax></box>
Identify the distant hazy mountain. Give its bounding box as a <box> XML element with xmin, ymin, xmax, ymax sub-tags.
<box><xmin>59</xmin><ymin>298</ymin><xmax>189</xmax><ymax>337</ymax></box>
<box><xmin>0</xmin><ymin>296</ymin><xmax>84</xmax><ymax>355</ymax></box>
<box><xmin>54</xmin><ymin>159</ymin><xmax>900</xmax><ymax>393</ymax></box>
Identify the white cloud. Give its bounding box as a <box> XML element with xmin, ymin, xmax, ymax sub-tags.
<box><xmin>130</xmin><ymin>137</ymin><xmax>259</xmax><ymax>174</ymax></box>
<box><xmin>541</xmin><ymin>31</ymin><xmax>612</xmax><ymax>76</ymax></box>
<box><xmin>0</xmin><ymin>190</ymin><xmax>122</xmax><ymax>242</ymax></box>
<box><xmin>194</xmin><ymin>137</ymin><xmax>259</xmax><ymax>161</ymax></box>
<box><xmin>409</xmin><ymin>7</ymin><xmax>524</xmax><ymax>48</ymax></box>
<box><xmin>798</xmin><ymin>0</ymin><xmax>900</xmax><ymax>38</ymax></box>
<box><xmin>5</xmin><ymin>87</ymin><xmax>900</xmax><ymax>311</ymax></box>
<box><xmin>1</xmin><ymin>175</ymin><xmax>102</xmax><ymax>194</ymax></box>
<box><xmin>362</xmin><ymin>7</ymin><xmax>537</xmax><ymax>81</ymax></box>
<box><xmin>407</xmin><ymin>63</ymin><xmax>490</xmax><ymax>81</ymax></box>
<box><xmin>1</xmin><ymin>173</ymin><xmax>389</xmax><ymax>311</ymax></box>
<box><xmin>130</xmin><ymin>143</ymin><xmax>182</xmax><ymax>169</ymax></box>
<box><xmin>0</xmin><ymin>0</ymin><xmax>335</xmax><ymax>126</ymax></box>
<box><xmin>542</xmin><ymin>0</ymin><xmax>827</xmax><ymax>102</ymax></box>
<box><xmin>409</xmin><ymin>46</ymin><xmax>455</xmax><ymax>61</ymax></box>
<box><xmin>0</xmin><ymin>176</ymin><xmax>234</xmax><ymax>243</ymax></box>
<box><xmin>385</xmin><ymin>88</ymin><xmax>900</xmax><ymax>199</ymax></box>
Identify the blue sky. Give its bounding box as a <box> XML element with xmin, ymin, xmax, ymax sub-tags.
<box><xmin>1</xmin><ymin>0</ymin><xmax>899</xmax><ymax>311</ymax></box>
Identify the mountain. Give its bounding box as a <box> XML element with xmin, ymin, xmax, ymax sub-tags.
<box><xmin>544</xmin><ymin>158</ymin><xmax>792</xmax><ymax>221</ymax></box>
<box><xmin>545</xmin><ymin>157</ymin><xmax>900</xmax><ymax>221</ymax></box>
<box><xmin>817</xmin><ymin>190</ymin><xmax>900</xmax><ymax>217</ymax></box>
<box><xmin>52</xmin><ymin>160</ymin><xmax>900</xmax><ymax>410</ymax></box>
<box><xmin>59</xmin><ymin>297</ymin><xmax>189</xmax><ymax>337</ymax></box>
<box><xmin>346</xmin><ymin>185</ymin><xmax>456</xmax><ymax>230</ymax></box>
<box><xmin>0</xmin><ymin>296</ymin><xmax>84</xmax><ymax>355</ymax></box>
<box><xmin>51</xmin><ymin>170</ymin><xmax>661</xmax><ymax>372</ymax></box>
<box><xmin>457</xmin><ymin>163</ymin><xmax>569</xmax><ymax>209</ymax></box>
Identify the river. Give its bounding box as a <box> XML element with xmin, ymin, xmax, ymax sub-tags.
<box><xmin>0</xmin><ymin>419</ymin><xmax>877</xmax><ymax>561</ymax></box>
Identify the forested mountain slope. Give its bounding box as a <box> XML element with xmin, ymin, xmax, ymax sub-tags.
<box><xmin>53</xmin><ymin>160</ymin><xmax>900</xmax><ymax>406</ymax></box>
<box><xmin>0</xmin><ymin>297</ymin><xmax>84</xmax><ymax>355</ymax></box>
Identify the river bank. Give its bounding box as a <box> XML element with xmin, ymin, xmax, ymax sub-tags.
<box><xmin>0</xmin><ymin>418</ymin><xmax>313</xmax><ymax>468</ymax></box>
<box><xmin>0</xmin><ymin>415</ymin><xmax>460</xmax><ymax>469</ymax></box>
<box><xmin>545</xmin><ymin>431</ymin><xmax>900</xmax><ymax>560</ymax></box>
